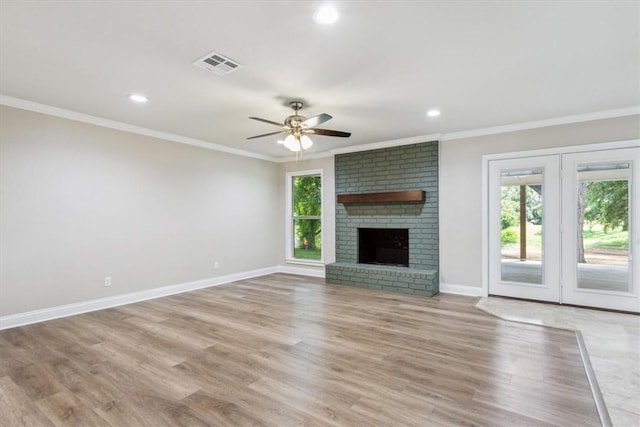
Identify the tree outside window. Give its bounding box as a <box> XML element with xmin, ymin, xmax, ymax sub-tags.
<box><xmin>577</xmin><ymin>179</ymin><xmax>629</xmax><ymax>264</ymax></box>
<box><xmin>292</xmin><ymin>174</ymin><xmax>322</xmax><ymax>261</ymax></box>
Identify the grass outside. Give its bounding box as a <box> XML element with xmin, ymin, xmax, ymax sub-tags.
<box><xmin>502</xmin><ymin>223</ymin><xmax>543</xmax><ymax>251</ymax></box>
<box><xmin>583</xmin><ymin>227</ymin><xmax>628</xmax><ymax>249</ymax></box>
<box><xmin>294</xmin><ymin>248</ymin><xmax>322</xmax><ymax>260</ymax></box>
<box><xmin>502</xmin><ymin>223</ymin><xmax>628</xmax><ymax>251</ymax></box>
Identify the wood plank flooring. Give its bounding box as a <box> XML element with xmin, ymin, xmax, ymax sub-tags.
<box><xmin>0</xmin><ymin>273</ymin><xmax>600</xmax><ymax>426</ymax></box>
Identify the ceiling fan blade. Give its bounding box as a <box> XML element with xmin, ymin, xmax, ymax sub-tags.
<box><xmin>246</xmin><ymin>131</ymin><xmax>286</xmax><ymax>140</ymax></box>
<box><xmin>249</xmin><ymin>117</ymin><xmax>285</xmax><ymax>127</ymax></box>
<box><xmin>307</xmin><ymin>128</ymin><xmax>351</xmax><ymax>138</ymax></box>
<box><xmin>302</xmin><ymin>113</ymin><xmax>332</xmax><ymax>128</ymax></box>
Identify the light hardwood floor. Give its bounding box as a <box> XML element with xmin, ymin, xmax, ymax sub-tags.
<box><xmin>0</xmin><ymin>274</ymin><xmax>599</xmax><ymax>426</ymax></box>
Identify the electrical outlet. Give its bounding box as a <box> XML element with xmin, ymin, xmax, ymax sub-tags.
<box><xmin>104</xmin><ymin>276</ymin><xmax>112</xmax><ymax>287</ymax></box>
<box><xmin>214</xmin><ymin>261</ymin><xmax>219</xmax><ymax>270</ymax></box>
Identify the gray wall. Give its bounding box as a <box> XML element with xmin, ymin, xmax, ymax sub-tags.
<box><xmin>0</xmin><ymin>106</ymin><xmax>280</xmax><ymax>316</ymax></box>
<box><xmin>334</xmin><ymin>142</ymin><xmax>439</xmax><ymax>270</ymax></box>
<box><xmin>2</xmin><ymin>105</ymin><xmax>637</xmax><ymax>317</ymax></box>
<box><xmin>439</xmin><ymin>115</ymin><xmax>640</xmax><ymax>289</ymax></box>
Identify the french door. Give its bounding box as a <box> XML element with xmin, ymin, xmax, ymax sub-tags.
<box><xmin>488</xmin><ymin>146</ymin><xmax>640</xmax><ymax>312</ymax></box>
<box><xmin>488</xmin><ymin>155</ymin><xmax>560</xmax><ymax>301</ymax></box>
<box><xmin>561</xmin><ymin>148</ymin><xmax>639</xmax><ymax>311</ymax></box>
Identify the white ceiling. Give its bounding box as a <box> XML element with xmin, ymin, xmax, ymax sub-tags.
<box><xmin>1</xmin><ymin>1</ymin><xmax>638</xmax><ymax>159</ymax></box>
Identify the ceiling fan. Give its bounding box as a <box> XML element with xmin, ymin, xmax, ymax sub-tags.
<box><xmin>247</xmin><ymin>101</ymin><xmax>351</xmax><ymax>152</ymax></box>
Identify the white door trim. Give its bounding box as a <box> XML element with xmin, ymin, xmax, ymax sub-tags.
<box><xmin>482</xmin><ymin>139</ymin><xmax>640</xmax><ymax>299</ymax></box>
<box><xmin>560</xmin><ymin>148</ymin><xmax>640</xmax><ymax>312</ymax></box>
<box><xmin>487</xmin><ymin>155</ymin><xmax>561</xmax><ymax>301</ymax></box>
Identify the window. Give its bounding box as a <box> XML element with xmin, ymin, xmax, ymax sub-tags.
<box><xmin>286</xmin><ymin>170</ymin><xmax>323</xmax><ymax>263</ymax></box>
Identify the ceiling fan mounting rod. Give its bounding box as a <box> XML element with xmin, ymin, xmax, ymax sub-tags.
<box><xmin>289</xmin><ymin>101</ymin><xmax>303</xmax><ymax>112</ymax></box>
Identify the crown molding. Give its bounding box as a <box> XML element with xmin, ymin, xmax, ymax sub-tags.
<box><xmin>441</xmin><ymin>106</ymin><xmax>640</xmax><ymax>141</ymax></box>
<box><xmin>0</xmin><ymin>95</ymin><xmax>278</xmax><ymax>162</ymax></box>
<box><xmin>329</xmin><ymin>133</ymin><xmax>442</xmax><ymax>156</ymax></box>
<box><xmin>324</xmin><ymin>106</ymin><xmax>639</xmax><ymax>156</ymax></box>
<box><xmin>3</xmin><ymin>94</ymin><xmax>637</xmax><ymax>162</ymax></box>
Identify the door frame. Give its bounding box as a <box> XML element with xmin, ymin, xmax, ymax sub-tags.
<box><xmin>560</xmin><ymin>148</ymin><xmax>639</xmax><ymax>311</ymax></box>
<box><xmin>487</xmin><ymin>155</ymin><xmax>561</xmax><ymax>301</ymax></box>
<box><xmin>482</xmin><ymin>139</ymin><xmax>640</xmax><ymax>298</ymax></box>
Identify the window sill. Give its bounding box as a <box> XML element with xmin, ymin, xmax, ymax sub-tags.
<box><xmin>285</xmin><ymin>258</ymin><xmax>325</xmax><ymax>267</ymax></box>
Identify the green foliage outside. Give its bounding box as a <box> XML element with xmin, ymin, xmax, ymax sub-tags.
<box><xmin>502</xmin><ymin>223</ymin><xmax>628</xmax><ymax>251</ymax></box>
<box><xmin>501</xmin><ymin>228</ymin><xmax>518</xmax><ymax>244</ymax></box>
<box><xmin>500</xmin><ymin>185</ymin><xmax>542</xmax><ymax>230</ymax></box>
<box><xmin>502</xmin><ymin>224</ymin><xmax>543</xmax><ymax>250</ymax></box>
<box><xmin>583</xmin><ymin>227</ymin><xmax>628</xmax><ymax>249</ymax></box>
<box><xmin>501</xmin><ymin>181</ymin><xmax>628</xmax><ymax>254</ymax></box>
<box><xmin>584</xmin><ymin>181</ymin><xmax>628</xmax><ymax>232</ymax></box>
<box><xmin>294</xmin><ymin>248</ymin><xmax>322</xmax><ymax>260</ymax></box>
<box><xmin>501</xmin><ymin>203</ymin><xmax>518</xmax><ymax>230</ymax></box>
<box><xmin>293</xmin><ymin>175</ymin><xmax>322</xmax><ymax>258</ymax></box>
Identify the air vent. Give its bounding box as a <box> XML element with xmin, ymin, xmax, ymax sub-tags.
<box><xmin>193</xmin><ymin>51</ymin><xmax>242</xmax><ymax>76</ymax></box>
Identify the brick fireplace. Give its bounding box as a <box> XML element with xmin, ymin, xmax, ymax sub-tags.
<box><xmin>325</xmin><ymin>141</ymin><xmax>439</xmax><ymax>296</ymax></box>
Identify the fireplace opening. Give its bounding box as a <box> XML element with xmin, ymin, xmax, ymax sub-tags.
<box><xmin>358</xmin><ymin>228</ymin><xmax>409</xmax><ymax>267</ymax></box>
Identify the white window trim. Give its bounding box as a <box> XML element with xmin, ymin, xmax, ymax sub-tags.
<box><xmin>285</xmin><ymin>169</ymin><xmax>324</xmax><ymax>265</ymax></box>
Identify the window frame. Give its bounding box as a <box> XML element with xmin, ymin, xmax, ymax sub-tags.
<box><xmin>285</xmin><ymin>169</ymin><xmax>324</xmax><ymax>265</ymax></box>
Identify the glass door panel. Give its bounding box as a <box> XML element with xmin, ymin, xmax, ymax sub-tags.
<box><xmin>500</xmin><ymin>169</ymin><xmax>544</xmax><ymax>284</ymax></box>
<box><xmin>576</xmin><ymin>162</ymin><xmax>630</xmax><ymax>292</ymax></box>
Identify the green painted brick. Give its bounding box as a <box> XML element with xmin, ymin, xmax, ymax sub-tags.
<box><xmin>331</xmin><ymin>141</ymin><xmax>439</xmax><ymax>296</ymax></box>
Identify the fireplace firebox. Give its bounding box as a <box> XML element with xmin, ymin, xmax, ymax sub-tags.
<box><xmin>358</xmin><ymin>228</ymin><xmax>409</xmax><ymax>267</ymax></box>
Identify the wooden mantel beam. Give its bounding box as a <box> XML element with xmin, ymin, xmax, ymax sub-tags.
<box><xmin>337</xmin><ymin>190</ymin><xmax>425</xmax><ymax>204</ymax></box>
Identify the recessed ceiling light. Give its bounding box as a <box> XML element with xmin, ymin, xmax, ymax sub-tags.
<box><xmin>426</xmin><ymin>109</ymin><xmax>441</xmax><ymax>118</ymax></box>
<box><xmin>129</xmin><ymin>94</ymin><xmax>149</xmax><ymax>103</ymax></box>
<box><xmin>314</xmin><ymin>6</ymin><xmax>339</xmax><ymax>24</ymax></box>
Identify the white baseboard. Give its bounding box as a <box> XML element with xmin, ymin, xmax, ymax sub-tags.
<box><xmin>277</xmin><ymin>264</ymin><xmax>326</xmax><ymax>278</ymax></box>
<box><xmin>439</xmin><ymin>282</ymin><xmax>485</xmax><ymax>297</ymax></box>
<box><xmin>0</xmin><ymin>266</ymin><xmax>278</xmax><ymax>330</ymax></box>
<box><xmin>3</xmin><ymin>267</ymin><xmax>482</xmax><ymax>330</ymax></box>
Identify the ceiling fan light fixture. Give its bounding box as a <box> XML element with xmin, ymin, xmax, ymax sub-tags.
<box><xmin>283</xmin><ymin>134</ymin><xmax>300</xmax><ymax>151</ymax></box>
<box><xmin>300</xmin><ymin>135</ymin><xmax>313</xmax><ymax>150</ymax></box>
<box><xmin>314</xmin><ymin>6</ymin><xmax>339</xmax><ymax>24</ymax></box>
